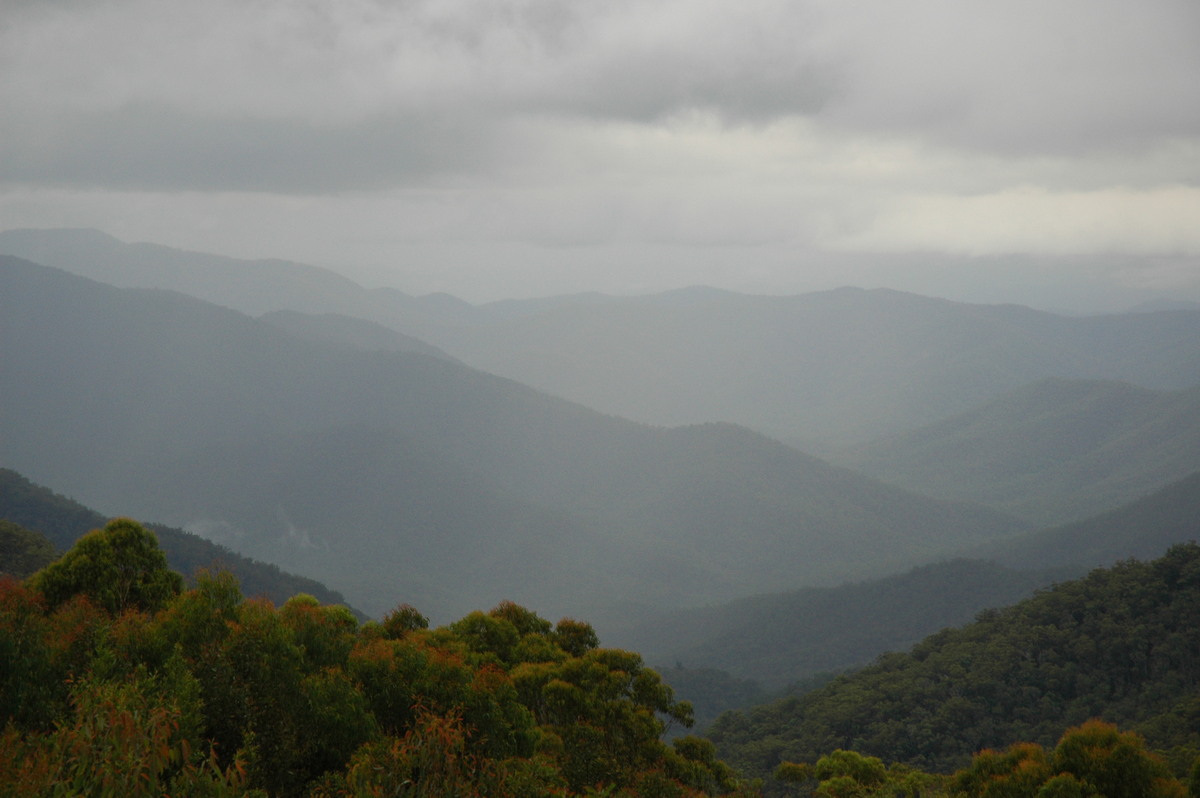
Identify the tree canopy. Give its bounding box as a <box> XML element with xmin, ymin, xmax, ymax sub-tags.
<box><xmin>1</xmin><ymin>520</ymin><xmax>756</xmax><ymax>797</ymax></box>
<box><xmin>28</xmin><ymin>517</ymin><xmax>183</xmax><ymax>614</ymax></box>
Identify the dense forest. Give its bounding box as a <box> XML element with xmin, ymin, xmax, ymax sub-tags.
<box><xmin>1</xmin><ymin>519</ymin><xmax>751</xmax><ymax>797</ymax></box>
<box><xmin>709</xmin><ymin>544</ymin><xmax>1200</xmax><ymax>787</ymax></box>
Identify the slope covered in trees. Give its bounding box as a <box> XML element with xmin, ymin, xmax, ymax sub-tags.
<box><xmin>0</xmin><ymin>467</ymin><xmax>355</xmax><ymax>612</ymax></box>
<box><xmin>0</xmin><ymin>520</ymin><xmax>56</xmax><ymax>579</ymax></box>
<box><xmin>0</xmin><ymin>257</ymin><xmax>1024</xmax><ymax>621</ymax></box>
<box><xmin>839</xmin><ymin>378</ymin><xmax>1200</xmax><ymax>525</ymax></box>
<box><xmin>623</xmin><ymin>471</ymin><xmax>1200</xmax><ymax>711</ymax></box>
<box><xmin>1</xmin><ymin>520</ymin><xmax>753</xmax><ymax>797</ymax></box>
<box><xmin>615</xmin><ymin>559</ymin><xmax>1070</xmax><ymax>691</ymax></box>
<box><xmin>707</xmin><ymin>544</ymin><xmax>1200</xmax><ymax>781</ymax></box>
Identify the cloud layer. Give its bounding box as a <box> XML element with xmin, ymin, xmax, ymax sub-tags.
<box><xmin>1</xmin><ymin>0</ymin><xmax>1198</xmax><ymax>305</ymax></box>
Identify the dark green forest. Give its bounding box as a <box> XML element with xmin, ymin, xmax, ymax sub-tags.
<box><xmin>709</xmin><ymin>544</ymin><xmax>1200</xmax><ymax>786</ymax></box>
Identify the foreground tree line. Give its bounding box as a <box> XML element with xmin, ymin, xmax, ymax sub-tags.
<box><xmin>0</xmin><ymin>518</ymin><xmax>750</xmax><ymax>797</ymax></box>
<box><xmin>2</xmin><ymin>518</ymin><xmax>1197</xmax><ymax>797</ymax></box>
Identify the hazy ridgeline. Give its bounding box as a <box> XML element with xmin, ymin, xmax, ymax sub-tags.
<box><xmin>1</xmin><ymin>253</ymin><xmax>1033</xmax><ymax>622</ymax></box>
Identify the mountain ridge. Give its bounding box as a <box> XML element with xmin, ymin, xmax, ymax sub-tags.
<box><xmin>6</xmin><ymin>228</ymin><xmax>1199</xmax><ymax>452</ymax></box>
<box><xmin>0</xmin><ymin>254</ymin><xmax>1026</xmax><ymax>621</ymax></box>
<box><xmin>837</xmin><ymin>377</ymin><xmax>1200</xmax><ymax>525</ymax></box>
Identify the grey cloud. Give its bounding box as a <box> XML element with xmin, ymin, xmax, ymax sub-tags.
<box><xmin>817</xmin><ymin>0</ymin><xmax>1200</xmax><ymax>155</ymax></box>
<box><xmin>0</xmin><ymin>103</ymin><xmax>498</xmax><ymax>192</ymax></box>
<box><xmin>0</xmin><ymin>0</ymin><xmax>843</xmax><ymax>192</ymax></box>
<box><xmin>2</xmin><ymin>0</ymin><xmax>1197</xmax><ymax>200</ymax></box>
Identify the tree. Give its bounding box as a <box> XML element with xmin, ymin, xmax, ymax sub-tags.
<box><xmin>28</xmin><ymin>518</ymin><xmax>182</xmax><ymax>614</ymax></box>
<box><xmin>948</xmin><ymin>721</ymin><xmax>1186</xmax><ymax>798</ymax></box>
<box><xmin>1048</xmin><ymin>720</ymin><xmax>1183</xmax><ymax>798</ymax></box>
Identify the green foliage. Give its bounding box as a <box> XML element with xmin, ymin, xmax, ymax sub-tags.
<box><xmin>948</xmin><ymin>721</ymin><xmax>1185</xmax><ymax>798</ymax></box>
<box><xmin>28</xmin><ymin>518</ymin><xmax>183</xmax><ymax>614</ymax></box>
<box><xmin>2</xmin><ymin>542</ymin><xmax>753</xmax><ymax>797</ymax></box>
<box><xmin>382</xmin><ymin>602</ymin><xmax>429</xmax><ymax>637</ymax></box>
<box><xmin>0</xmin><ymin>673</ymin><xmax>258</xmax><ymax>797</ymax></box>
<box><xmin>710</xmin><ymin>544</ymin><xmax>1200</xmax><ymax>780</ymax></box>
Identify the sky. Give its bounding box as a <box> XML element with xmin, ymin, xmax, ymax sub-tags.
<box><xmin>1</xmin><ymin>0</ymin><xmax>1199</xmax><ymax>309</ymax></box>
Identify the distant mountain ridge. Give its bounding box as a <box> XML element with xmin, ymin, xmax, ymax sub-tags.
<box><xmin>258</xmin><ymin>309</ymin><xmax>459</xmax><ymax>361</ymax></box>
<box><xmin>978</xmin><ymin>470</ymin><xmax>1200</xmax><ymax>571</ymax></box>
<box><xmin>837</xmin><ymin>378</ymin><xmax>1200</xmax><ymax>525</ymax></box>
<box><xmin>4</xmin><ymin>229</ymin><xmax>1198</xmax><ymax>453</ymax></box>
<box><xmin>0</xmin><ymin>255</ymin><xmax>1025</xmax><ymax>621</ymax></box>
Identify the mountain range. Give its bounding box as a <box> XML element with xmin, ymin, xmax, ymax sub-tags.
<box><xmin>5</xmin><ymin>228</ymin><xmax>1199</xmax><ymax>452</ymax></box>
<box><xmin>0</xmin><ymin>254</ymin><xmax>1024</xmax><ymax>622</ymax></box>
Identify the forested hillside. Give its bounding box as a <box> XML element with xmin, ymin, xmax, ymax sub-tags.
<box><xmin>839</xmin><ymin>378</ymin><xmax>1200</xmax><ymax>525</ymax></box>
<box><xmin>0</xmin><ymin>468</ymin><xmax>355</xmax><ymax>612</ymax></box>
<box><xmin>624</xmin><ymin>471</ymin><xmax>1200</xmax><ymax>700</ymax></box>
<box><xmin>0</xmin><ymin>519</ymin><xmax>753</xmax><ymax>797</ymax></box>
<box><xmin>0</xmin><ymin>256</ymin><xmax>1023</xmax><ymax>621</ymax></box>
<box><xmin>707</xmin><ymin>544</ymin><xmax>1200</xmax><ymax>781</ymax></box>
<box><xmin>0</xmin><ymin>520</ymin><xmax>56</xmax><ymax>579</ymax></box>
<box><xmin>616</xmin><ymin>559</ymin><xmax>1070</xmax><ymax>690</ymax></box>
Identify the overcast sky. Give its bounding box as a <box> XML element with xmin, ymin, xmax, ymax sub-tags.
<box><xmin>2</xmin><ymin>0</ymin><xmax>1198</xmax><ymax>309</ymax></box>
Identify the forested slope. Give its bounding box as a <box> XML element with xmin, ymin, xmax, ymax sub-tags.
<box><xmin>707</xmin><ymin>544</ymin><xmax>1200</xmax><ymax>779</ymax></box>
<box><xmin>978</xmin><ymin>470</ymin><xmax>1200</xmax><ymax>572</ymax></box>
<box><xmin>0</xmin><ymin>520</ymin><xmax>56</xmax><ymax>579</ymax></box>
<box><xmin>617</xmin><ymin>559</ymin><xmax>1070</xmax><ymax>690</ymax></box>
<box><xmin>0</xmin><ymin>467</ymin><xmax>355</xmax><ymax>612</ymax></box>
